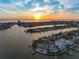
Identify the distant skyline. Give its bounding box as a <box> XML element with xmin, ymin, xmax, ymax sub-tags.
<box><xmin>0</xmin><ymin>0</ymin><xmax>79</xmax><ymax>20</ymax></box>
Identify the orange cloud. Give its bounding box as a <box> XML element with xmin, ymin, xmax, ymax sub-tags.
<box><xmin>0</xmin><ymin>13</ymin><xmax>79</xmax><ymax>21</ymax></box>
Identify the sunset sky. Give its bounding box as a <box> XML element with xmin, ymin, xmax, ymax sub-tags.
<box><xmin>0</xmin><ymin>0</ymin><xmax>79</xmax><ymax>20</ymax></box>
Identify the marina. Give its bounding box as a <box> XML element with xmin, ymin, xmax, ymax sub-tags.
<box><xmin>0</xmin><ymin>20</ymin><xmax>79</xmax><ymax>59</ymax></box>
<box><xmin>32</xmin><ymin>29</ymin><xmax>79</xmax><ymax>56</ymax></box>
<box><xmin>0</xmin><ymin>0</ymin><xmax>79</xmax><ymax>59</ymax></box>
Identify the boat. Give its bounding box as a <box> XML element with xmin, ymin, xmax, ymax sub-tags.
<box><xmin>35</xmin><ymin>48</ymin><xmax>47</xmax><ymax>54</ymax></box>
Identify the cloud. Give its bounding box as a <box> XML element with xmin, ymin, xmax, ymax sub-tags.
<box><xmin>44</xmin><ymin>0</ymin><xmax>50</xmax><ymax>3</ymax></box>
<box><xmin>0</xmin><ymin>0</ymin><xmax>79</xmax><ymax>14</ymax></box>
<box><xmin>28</xmin><ymin>5</ymin><xmax>61</xmax><ymax>15</ymax></box>
<box><xmin>0</xmin><ymin>0</ymin><xmax>27</xmax><ymax>14</ymax></box>
<box><xmin>58</xmin><ymin>0</ymin><xmax>79</xmax><ymax>13</ymax></box>
<box><xmin>32</xmin><ymin>2</ymin><xmax>40</xmax><ymax>7</ymax></box>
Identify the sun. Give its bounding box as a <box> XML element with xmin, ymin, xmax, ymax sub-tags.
<box><xmin>33</xmin><ymin>13</ymin><xmax>42</xmax><ymax>19</ymax></box>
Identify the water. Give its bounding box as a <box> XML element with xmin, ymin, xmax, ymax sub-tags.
<box><xmin>0</xmin><ymin>21</ymin><xmax>79</xmax><ymax>59</ymax></box>
<box><xmin>0</xmin><ymin>25</ymin><xmax>32</xmax><ymax>59</ymax></box>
